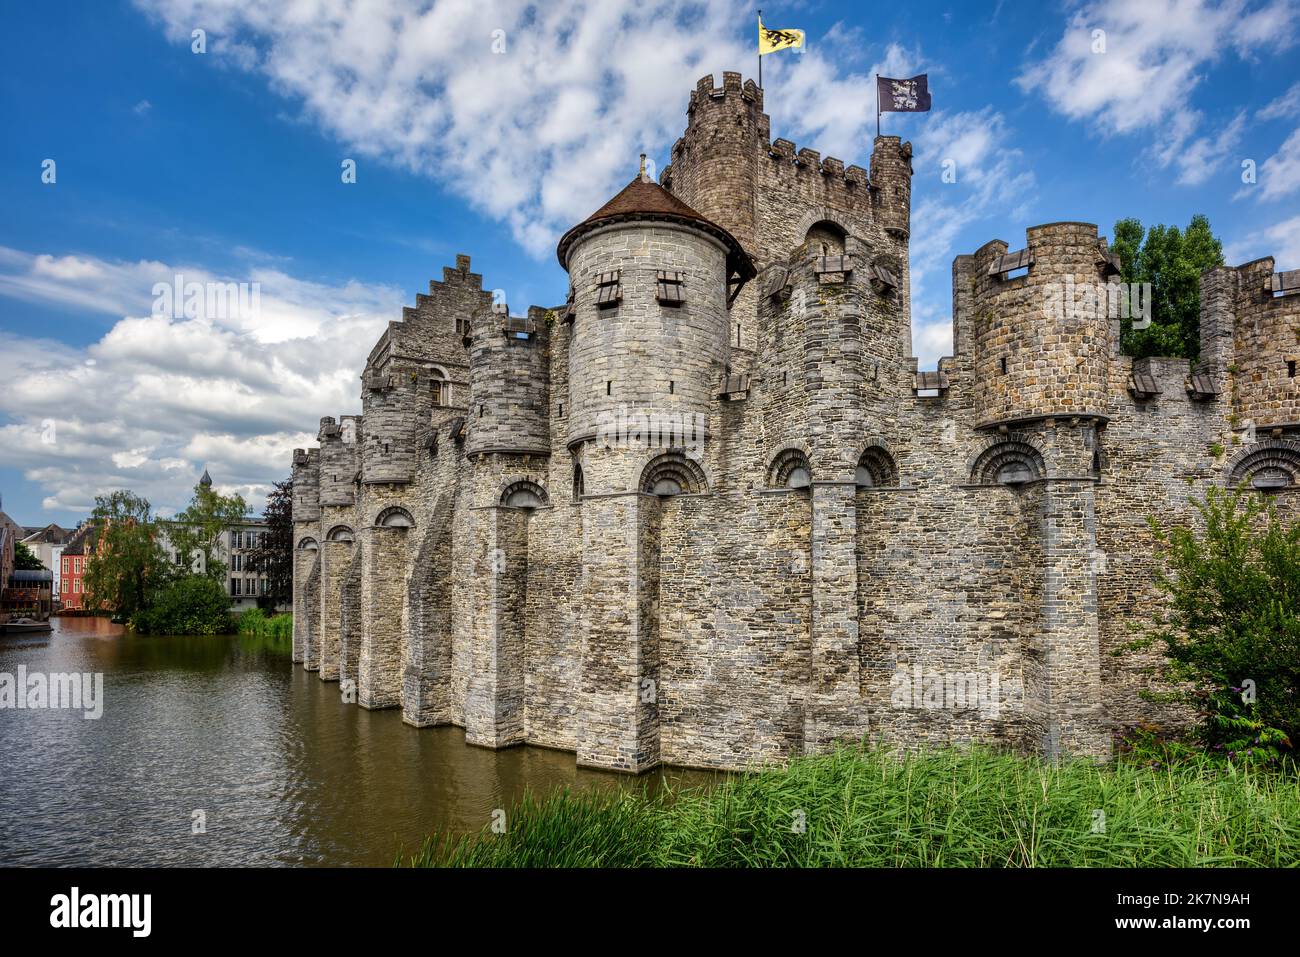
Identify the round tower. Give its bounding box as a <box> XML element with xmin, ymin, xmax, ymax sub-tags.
<box><xmin>317</xmin><ymin>415</ymin><xmax>359</xmax><ymax>506</ymax></box>
<box><xmin>1225</xmin><ymin>256</ymin><xmax>1300</xmax><ymax>429</ymax></box>
<box><xmin>971</xmin><ymin>222</ymin><xmax>1113</xmax><ymax>427</ymax></box>
<box><xmin>465</xmin><ymin>306</ymin><xmax>551</xmax><ymax>458</ymax></box>
<box><xmin>359</xmin><ymin>365</ymin><xmax>425</xmax><ymax>485</ymax></box>
<box><xmin>868</xmin><ymin>136</ymin><xmax>912</xmax><ymax>240</ymax></box>
<box><xmin>556</xmin><ymin>168</ymin><xmax>755</xmax><ymax>491</ymax></box>
<box><xmin>663</xmin><ymin>73</ymin><xmax>763</xmax><ymax>262</ymax></box>
<box><xmin>291</xmin><ymin>448</ymin><xmax>320</xmax><ymax>522</ymax></box>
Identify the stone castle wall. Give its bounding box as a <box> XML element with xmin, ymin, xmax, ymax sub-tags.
<box><xmin>288</xmin><ymin>72</ymin><xmax>1300</xmax><ymax>773</ymax></box>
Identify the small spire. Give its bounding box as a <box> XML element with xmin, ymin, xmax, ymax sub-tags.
<box><xmin>199</xmin><ymin>469</ymin><xmax>212</xmax><ymax>487</ymax></box>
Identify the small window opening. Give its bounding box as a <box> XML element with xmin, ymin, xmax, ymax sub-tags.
<box><xmin>1000</xmin><ymin>357</ymin><xmax>1008</xmax><ymax>374</ymax></box>
<box><xmin>1289</xmin><ymin>360</ymin><xmax>1296</xmax><ymax>378</ymax></box>
<box><xmin>607</xmin><ymin>381</ymin><xmax>612</xmax><ymax>395</ymax></box>
<box><xmin>656</xmin><ymin>270</ymin><xmax>684</xmax><ymax>306</ymax></box>
<box><xmin>595</xmin><ymin>271</ymin><xmax>622</xmax><ymax>310</ymax></box>
<box><xmin>669</xmin><ymin>381</ymin><xmax>675</xmax><ymax>394</ymax></box>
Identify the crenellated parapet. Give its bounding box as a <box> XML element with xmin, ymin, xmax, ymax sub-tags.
<box><xmin>291</xmin><ymin>447</ymin><xmax>320</xmax><ymax>521</ymax></box>
<box><xmin>318</xmin><ymin>415</ymin><xmax>360</xmax><ymax>506</ymax></box>
<box><xmin>1200</xmin><ymin>257</ymin><xmax>1300</xmax><ymax>429</ymax></box>
<box><xmin>359</xmin><ymin>369</ymin><xmax>422</xmax><ymax>484</ymax></box>
<box><xmin>868</xmin><ymin>136</ymin><xmax>912</xmax><ymax>240</ymax></box>
<box><xmin>465</xmin><ymin>305</ymin><xmax>553</xmax><ymax>458</ymax></box>
<box><xmin>969</xmin><ymin>222</ymin><xmax>1116</xmax><ymax>428</ymax></box>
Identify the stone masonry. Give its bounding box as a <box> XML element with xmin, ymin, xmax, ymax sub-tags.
<box><xmin>289</xmin><ymin>71</ymin><xmax>1300</xmax><ymax>772</ymax></box>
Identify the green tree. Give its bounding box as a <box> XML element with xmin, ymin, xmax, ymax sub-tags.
<box><xmin>132</xmin><ymin>575</ymin><xmax>234</xmax><ymax>635</ymax></box>
<box><xmin>1139</xmin><ymin>489</ymin><xmax>1300</xmax><ymax>760</ymax></box>
<box><xmin>1114</xmin><ymin>214</ymin><xmax>1224</xmax><ymax>360</ymax></box>
<box><xmin>164</xmin><ymin>482</ymin><xmax>250</xmax><ymax>580</ymax></box>
<box><xmin>82</xmin><ymin>490</ymin><xmax>169</xmax><ymax>618</ymax></box>
<box><xmin>13</xmin><ymin>541</ymin><xmax>45</xmax><ymax>570</ymax></box>
<box><xmin>246</xmin><ymin>478</ymin><xmax>293</xmax><ymax>610</ymax></box>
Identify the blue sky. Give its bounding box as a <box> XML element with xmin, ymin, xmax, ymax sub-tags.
<box><xmin>1</xmin><ymin>0</ymin><xmax>1298</xmax><ymax>527</ymax></box>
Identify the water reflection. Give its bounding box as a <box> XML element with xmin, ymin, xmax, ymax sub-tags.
<box><xmin>0</xmin><ymin>618</ymin><xmax>714</xmax><ymax>866</ymax></box>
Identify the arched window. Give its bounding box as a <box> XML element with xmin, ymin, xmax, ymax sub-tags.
<box><xmin>1228</xmin><ymin>440</ymin><xmax>1300</xmax><ymax>491</ymax></box>
<box><xmin>803</xmin><ymin>220</ymin><xmax>846</xmax><ymax>257</ymax></box>
<box><xmin>573</xmin><ymin>462</ymin><xmax>585</xmax><ymax>502</ymax></box>
<box><xmin>970</xmin><ymin>439</ymin><xmax>1045</xmax><ymax>487</ymax></box>
<box><xmin>501</xmin><ymin>480</ymin><xmax>548</xmax><ymax>509</ymax></box>
<box><xmin>296</xmin><ymin>537</ymin><xmax>319</xmax><ymax>551</ymax></box>
<box><xmin>375</xmin><ymin>506</ymin><xmax>415</xmax><ymax>528</ymax></box>
<box><xmin>326</xmin><ymin>525</ymin><xmax>354</xmax><ymax>543</ymax></box>
<box><xmin>769</xmin><ymin>448</ymin><xmax>812</xmax><ymax>490</ymax></box>
<box><xmin>855</xmin><ymin>444</ymin><xmax>899</xmax><ymax>488</ymax></box>
<box><xmin>640</xmin><ymin>452</ymin><xmax>708</xmax><ymax>497</ymax></box>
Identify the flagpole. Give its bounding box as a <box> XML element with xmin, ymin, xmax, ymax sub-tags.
<box><xmin>875</xmin><ymin>73</ymin><xmax>880</xmax><ymax>138</ymax></box>
<box><xmin>757</xmin><ymin>10</ymin><xmax>762</xmax><ymax>89</ymax></box>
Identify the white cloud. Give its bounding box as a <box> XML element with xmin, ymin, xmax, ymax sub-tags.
<box><xmin>908</xmin><ymin>109</ymin><xmax>1037</xmax><ymax>367</ymax></box>
<box><xmin>1259</xmin><ymin>80</ymin><xmax>1300</xmax><ymax>120</ymax></box>
<box><xmin>131</xmin><ymin>1</ymin><xmax>935</xmax><ymax>262</ymax></box>
<box><xmin>1017</xmin><ymin>0</ymin><xmax>1297</xmax><ymax>182</ymax></box>
<box><xmin>1158</xmin><ymin>110</ymin><xmax>1248</xmax><ymax>186</ymax></box>
<box><xmin>1224</xmin><ymin>213</ymin><xmax>1300</xmax><ymax>268</ymax></box>
<box><xmin>0</xmin><ymin>248</ymin><xmax>403</xmax><ymax>518</ymax></box>
<box><xmin>132</xmin><ymin>0</ymin><xmax>759</xmax><ymax>258</ymax></box>
<box><xmin>1252</xmin><ymin>126</ymin><xmax>1300</xmax><ymax>199</ymax></box>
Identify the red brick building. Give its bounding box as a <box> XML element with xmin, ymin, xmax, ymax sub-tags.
<box><xmin>58</xmin><ymin>525</ymin><xmax>95</xmax><ymax>610</ymax></box>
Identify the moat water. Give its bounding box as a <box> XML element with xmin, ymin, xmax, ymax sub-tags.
<box><xmin>0</xmin><ymin>617</ymin><xmax>713</xmax><ymax>866</ymax></box>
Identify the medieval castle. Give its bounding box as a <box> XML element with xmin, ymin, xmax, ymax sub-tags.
<box><xmin>289</xmin><ymin>72</ymin><xmax>1300</xmax><ymax>772</ymax></box>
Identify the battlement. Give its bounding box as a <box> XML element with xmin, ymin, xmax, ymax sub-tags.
<box><xmin>1200</xmin><ymin>254</ymin><xmax>1300</xmax><ymax>428</ymax></box>
<box><xmin>689</xmin><ymin>72</ymin><xmax>764</xmax><ymax>111</ymax></box>
<box><xmin>291</xmin><ymin>447</ymin><xmax>320</xmax><ymax>522</ymax></box>
<box><xmin>465</xmin><ymin>305</ymin><xmax>552</xmax><ymax>457</ymax></box>
<box><xmin>968</xmin><ymin>223</ymin><xmax>1114</xmax><ymax>427</ymax></box>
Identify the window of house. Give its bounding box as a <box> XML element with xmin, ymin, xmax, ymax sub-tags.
<box><xmin>62</xmin><ymin>558</ymin><xmax>69</xmax><ymax>573</ymax></box>
<box><xmin>596</xmin><ymin>271</ymin><xmax>622</xmax><ymax>310</ymax></box>
<box><xmin>73</xmin><ymin>580</ymin><xmax>80</xmax><ymax>594</ymax></box>
<box><xmin>233</xmin><ymin>554</ymin><xmax>243</xmax><ymax>571</ymax></box>
<box><xmin>656</xmin><ymin>271</ymin><xmax>684</xmax><ymax>305</ymax></box>
<box><xmin>61</xmin><ymin>580</ymin><xmax>68</xmax><ymax>594</ymax></box>
<box><xmin>231</xmin><ymin>578</ymin><xmax>241</xmax><ymax>597</ymax></box>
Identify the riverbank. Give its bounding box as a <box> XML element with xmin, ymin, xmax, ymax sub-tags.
<box><xmin>406</xmin><ymin>745</ymin><xmax>1300</xmax><ymax>867</ymax></box>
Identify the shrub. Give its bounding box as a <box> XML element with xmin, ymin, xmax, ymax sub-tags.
<box><xmin>132</xmin><ymin>575</ymin><xmax>235</xmax><ymax>635</ymax></box>
<box><xmin>1140</xmin><ymin>488</ymin><xmax>1300</xmax><ymax>761</ymax></box>
<box><xmin>237</xmin><ymin>607</ymin><xmax>293</xmax><ymax>640</ymax></box>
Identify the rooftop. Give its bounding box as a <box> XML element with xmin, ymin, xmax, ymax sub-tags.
<box><xmin>556</xmin><ymin>172</ymin><xmax>755</xmax><ymax>292</ymax></box>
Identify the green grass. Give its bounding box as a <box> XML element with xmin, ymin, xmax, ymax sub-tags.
<box><xmin>236</xmin><ymin>607</ymin><xmax>293</xmax><ymax>640</ymax></box>
<box><xmin>403</xmin><ymin>745</ymin><xmax>1300</xmax><ymax>867</ymax></box>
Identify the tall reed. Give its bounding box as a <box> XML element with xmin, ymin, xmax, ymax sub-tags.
<box><xmin>404</xmin><ymin>746</ymin><xmax>1300</xmax><ymax>868</ymax></box>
